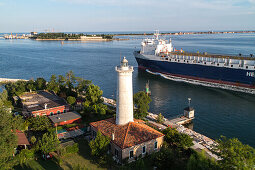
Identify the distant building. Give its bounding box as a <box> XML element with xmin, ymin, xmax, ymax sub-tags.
<box><xmin>90</xmin><ymin>57</ymin><xmax>164</xmax><ymax>163</ymax></box>
<box><xmin>80</xmin><ymin>36</ymin><xmax>103</xmax><ymax>40</ymax></box>
<box><xmin>48</xmin><ymin>111</ymin><xmax>82</xmax><ymax>126</ymax></box>
<box><xmin>19</xmin><ymin>91</ymin><xmax>69</xmax><ymax>117</ymax></box>
<box><xmin>31</xmin><ymin>32</ymin><xmax>38</xmax><ymax>36</ymax></box>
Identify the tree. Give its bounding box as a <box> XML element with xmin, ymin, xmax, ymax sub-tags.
<box><xmin>76</xmin><ymin>77</ymin><xmax>91</xmax><ymax>95</ymax></box>
<box><xmin>17</xmin><ymin>149</ymin><xmax>35</xmax><ymax>165</ymax></box>
<box><xmin>163</xmin><ymin>128</ymin><xmax>193</xmax><ymax>149</ymax></box>
<box><xmin>187</xmin><ymin>151</ymin><xmax>219</xmax><ymax>170</ymax></box>
<box><xmin>156</xmin><ymin>113</ymin><xmax>164</xmax><ymax>123</ymax></box>
<box><xmin>28</xmin><ymin>116</ymin><xmax>52</xmax><ymax>131</ymax></box>
<box><xmin>216</xmin><ymin>136</ymin><xmax>255</xmax><ymax>170</ymax></box>
<box><xmin>35</xmin><ymin>78</ymin><xmax>46</xmax><ymax>90</ymax></box>
<box><xmin>0</xmin><ymin>108</ymin><xmax>17</xmax><ymax>168</ymax></box>
<box><xmin>38</xmin><ymin>132</ymin><xmax>60</xmax><ymax>154</ymax></box>
<box><xmin>133</xmin><ymin>91</ymin><xmax>152</xmax><ymax>119</ymax></box>
<box><xmin>26</xmin><ymin>80</ymin><xmax>36</xmax><ymax>92</ymax></box>
<box><xmin>152</xmin><ymin>145</ymin><xmax>184</xmax><ymax>170</ymax></box>
<box><xmin>47</xmin><ymin>75</ymin><xmax>60</xmax><ymax>94</ymax></box>
<box><xmin>85</xmin><ymin>84</ymin><xmax>103</xmax><ymax>105</ymax></box>
<box><xmin>89</xmin><ymin>131</ymin><xmax>110</xmax><ymax>159</ymax></box>
<box><xmin>67</xmin><ymin>96</ymin><xmax>76</xmax><ymax>106</ymax></box>
<box><xmin>30</xmin><ymin>136</ymin><xmax>37</xmax><ymax>145</ymax></box>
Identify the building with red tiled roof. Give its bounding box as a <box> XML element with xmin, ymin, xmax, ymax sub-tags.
<box><xmin>90</xmin><ymin>58</ymin><xmax>164</xmax><ymax>162</ymax></box>
<box><xmin>90</xmin><ymin>118</ymin><xmax>164</xmax><ymax>162</ymax></box>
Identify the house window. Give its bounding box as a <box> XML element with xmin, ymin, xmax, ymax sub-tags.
<box><xmin>57</xmin><ymin>111</ymin><xmax>61</xmax><ymax>114</ymax></box>
<box><xmin>92</xmin><ymin>131</ymin><xmax>97</xmax><ymax>138</ymax></box>
<box><xmin>154</xmin><ymin>141</ymin><xmax>158</xmax><ymax>149</ymax></box>
<box><xmin>115</xmin><ymin>149</ymin><xmax>119</xmax><ymax>158</ymax></box>
<box><xmin>142</xmin><ymin>146</ymin><xmax>146</xmax><ymax>154</ymax></box>
<box><xmin>50</xmin><ymin>112</ymin><xmax>53</xmax><ymax>116</ymax></box>
<box><xmin>129</xmin><ymin>150</ymin><xmax>134</xmax><ymax>158</ymax></box>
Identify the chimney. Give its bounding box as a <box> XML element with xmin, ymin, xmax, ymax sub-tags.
<box><xmin>112</xmin><ymin>133</ymin><xmax>115</xmax><ymax>141</ymax></box>
<box><xmin>44</xmin><ymin>103</ymin><xmax>47</xmax><ymax>110</ymax></box>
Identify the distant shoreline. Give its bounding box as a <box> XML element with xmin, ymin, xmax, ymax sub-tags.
<box><xmin>35</xmin><ymin>38</ymin><xmax>111</xmax><ymax>41</ymax></box>
<box><xmin>112</xmin><ymin>30</ymin><xmax>255</xmax><ymax>36</ymax></box>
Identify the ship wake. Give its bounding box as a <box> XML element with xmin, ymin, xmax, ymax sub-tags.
<box><xmin>145</xmin><ymin>69</ymin><xmax>255</xmax><ymax>94</ymax></box>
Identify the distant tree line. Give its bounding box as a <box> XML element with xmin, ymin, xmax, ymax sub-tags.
<box><xmin>31</xmin><ymin>33</ymin><xmax>113</xmax><ymax>40</ymax></box>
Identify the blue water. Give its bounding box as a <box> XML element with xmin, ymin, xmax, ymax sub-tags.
<box><xmin>0</xmin><ymin>33</ymin><xmax>255</xmax><ymax>147</ymax></box>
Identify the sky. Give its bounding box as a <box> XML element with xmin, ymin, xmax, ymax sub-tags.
<box><xmin>0</xmin><ymin>0</ymin><xmax>255</xmax><ymax>33</ymax></box>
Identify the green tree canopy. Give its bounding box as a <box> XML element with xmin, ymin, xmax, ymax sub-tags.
<box><xmin>216</xmin><ymin>136</ymin><xmax>255</xmax><ymax>170</ymax></box>
<box><xmin>85</xmin><ymin>84</ymin><xmax>103</xmax><ymax>105</ymax></box>
<box><xmin>76</xmin><ymin>77</ymin><xmax>91</xmax><ymax>95</ymax></box>
<box><xmin>67</xmin><ymin>96</ymin><xmax>76</xmax><ymax>106</ymax></box>
<box><xmin>133</xmin><ymin>91</ymin><xmax>152</xmax><ymax>119</ymax></box>
<box><xmin>156</xmin><ymin>113</ymin><xmax>165</xmax><ymax>123</ymax></box>
<box><xmin>0</xmin><ymin>108</ymin><xmax>17</xmax><ymax>168</ymax></box>
<box><xmin>89</xmin><ymin>131</ymin><xmax>110</xmax><ymax>159</ymax></box>
<box><xmin>28</xmin><ymin>116</ymin><xmax>52</xmax><ymax>131</ymax></box>
<box><xmin>163</xmin><ymin>128</ymin><xmax>193</xmax><ymax>149</ymax></box>
<box><xmin>35</xmin><ymin>78</ymin><xmax>46</xmax><ymax>90</ymax></box>
<box><xmin>26</xmin><ymin>80</ymin><xmax>36</xmax><ymax>92</ymax></box>
<box><xmin>187</xmin><ymin>151</ymin><xmax>219</xmax><ymax>170</ymax></box>
<box><xmin>38</xmin><ymin>132</ymin><xmax>60</xmax><ymax>154</ymax></box>
<box><xmin>47</xmin><ymin>75</ymin><xmax>60</xmax><ymax>94</ymax></box>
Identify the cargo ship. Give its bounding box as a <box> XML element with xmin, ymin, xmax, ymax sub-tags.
<box><xmin>134</xmin><ymin>31</ymin><xmax>255</xmax><ymax>93</ymax></box>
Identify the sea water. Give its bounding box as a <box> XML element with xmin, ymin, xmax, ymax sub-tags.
<box><xmin>0</xmin><ymin>33</ymin><xmax>255</xmax><ymax>147</ymax></box>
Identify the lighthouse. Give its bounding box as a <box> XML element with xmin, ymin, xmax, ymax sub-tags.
<box><xmin>115</xmin><ymin>57</ymin><xmax>134</xmax><ymax>125</ymax></box>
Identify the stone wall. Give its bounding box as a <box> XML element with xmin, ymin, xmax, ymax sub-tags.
<box><xmin>121</xmin><ymin>136</ymin><xmax>164</xmax><ymax>161</ymax></box>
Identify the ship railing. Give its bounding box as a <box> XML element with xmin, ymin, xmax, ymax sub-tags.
<box><xmin>170</xmin><ymin>52</ymin><xmax>255</xmax><ymax>61</ymax></box>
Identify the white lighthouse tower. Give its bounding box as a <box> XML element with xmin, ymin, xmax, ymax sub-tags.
<box><xmin>115</xmin><ymin>57</ymin><xmax>134</xmax><ymax>125</ymax></box>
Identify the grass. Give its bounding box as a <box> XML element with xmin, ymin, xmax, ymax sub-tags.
<box><xmin>14</xmin><ymin>139</ymin><xmax>105</xmax><ymax>170</ymax></box>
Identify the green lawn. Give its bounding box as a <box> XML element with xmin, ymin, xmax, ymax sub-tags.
<box><xmin>14</xmin><ymin>139</ymin><xmax>105</xmax><ymax>170</ymax></box>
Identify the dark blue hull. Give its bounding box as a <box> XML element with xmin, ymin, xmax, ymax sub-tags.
<box><xmin>134</xmin><ymin>53</ymin><xmax>255</xmax><ymax>88</ymax></box>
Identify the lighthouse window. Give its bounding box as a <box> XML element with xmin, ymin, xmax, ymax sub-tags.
<box><xmin>115</xmin><ymin>149</ymin><xmax>119</xmax><ymax>158</ymax></box>
<box><xmin>129</xmin><ymin>150</ymin><xmax>134</xmax><ymax>158</ymax></box>
<box><xmin>142</xmin><ymin>146</ymin><xmax>146</xmax><ymax>154</ymax></box>
<box><xmin>154</xmin><ymin>141</ymin><xmax>158</xmax><ymax>149</ymax></box>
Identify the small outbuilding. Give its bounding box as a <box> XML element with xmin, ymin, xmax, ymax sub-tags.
<box><xmin>48</xmin><ymin>111</ymin><xmax>82</xmax><ymax>126</ymax></box>
<box><xmin>16</xmin><ymin>130</ymin><xmax>30</xmax><ymax>149</ymax></box>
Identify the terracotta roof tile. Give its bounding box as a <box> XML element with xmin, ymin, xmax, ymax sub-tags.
<box><xmin>90</xmin><ymin>118</ymin><xmax>164</xmax><ymax>149</ymax></box>
<box><xmin>16</xmin><ymin>130</ymin><xmax>30</xmax><ymax>145</ymax></box>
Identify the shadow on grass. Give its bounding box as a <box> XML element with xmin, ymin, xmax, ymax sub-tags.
<box><xmin>14</xmin><ymin>157</ymin><xmax>63</xmax><ymax>170</ymax></box>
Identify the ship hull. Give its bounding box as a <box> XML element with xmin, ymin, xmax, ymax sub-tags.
<box><xmin>134</xmin><ymin>51</ymin><xmax>255</xmax><ymax>89</ymax></box>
